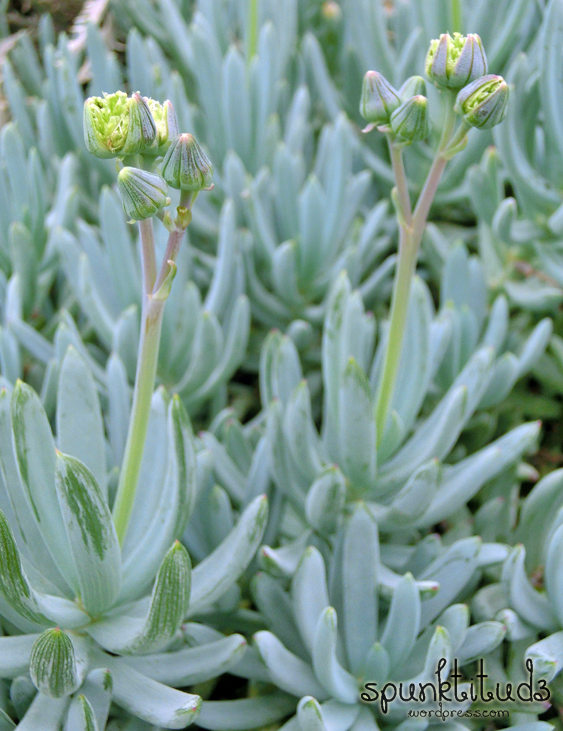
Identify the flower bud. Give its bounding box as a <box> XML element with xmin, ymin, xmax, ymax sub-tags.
<box><xmin>398</xmin><ymin>75</ymin><xmax>426</xmax><ymax>101</ymax></box>
<box><xmin>425</xmin><ymin>32</ymin><xmax>487</xmax><ymax>89</ymax></box>
<box><xmin>359</xmin><ymin>70</ymin><xmax>401</xmax><ymax>125</ymax></box>
<box><xmin>83</xmin><ymin>91</ymin><xmax>157</xmax><ymax>159</ymax></box>
<box><xmin>390</xmin><ymin>95</ymin><xmax>430</xmax><ymax>145</ymax></box>
<box><xmin>454</xmin><ymin>74</ymin><xmax>509</xmax><ymax>130</ymax></box>
<box><xmin>117</xmin><ymin>167</ymin><xmax>170</xmax><ymax>221</ymax></box>
<box><xmin>161</xmin><ymin>133</ymin><xmax>214</xmax><ymax>192</ymax></box>
<box><xmin>147</xmin><ymin>99</ymin><xmax>179</xmax><ymax>156</ymax></box>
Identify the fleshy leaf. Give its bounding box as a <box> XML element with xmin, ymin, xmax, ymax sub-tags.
<box><xmin>88</xmin><ymin>541</ymin><xmax>190</xmax><ymax>655</ymax></box>
<box><xmin>55</xmin><ymin>453</ymin><xmax>121</xmax><ymax>615</ymax></box>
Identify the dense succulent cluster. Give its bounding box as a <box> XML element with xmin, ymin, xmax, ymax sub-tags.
<box><xmin>0</xmin><ymin>1</ymin><xmax>561</xmax><ymax>730</ymax></box>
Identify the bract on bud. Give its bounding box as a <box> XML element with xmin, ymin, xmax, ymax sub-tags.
<box><xmin>83</xmin><ymin>91</ymin><xmax>157</xmax><ymax>159</ymax></box>
<box><xmin>30</xmin><ymin>628</ymin><xmax>79</xmax><ymax>698</ymax></box>
<box><xmin>359</xmin><ymin>71</ymin><xmax>401</xmax><ymax>125</ymax></box>
<box><xmin>454</xmin><ymin>74</ymin><xmax>509</xmax><ymax>129</ymax></box>
<box><xmin>161</xmin><ymin>133</ymin><xmax>214</xmax><ymax>192</ymax></box>
<box><xmin>117</xmin><ymin>167</ymin><xmax>170</xmax><ymax>221</ymax></box>
<box><xmin>398</xmin><ymin>75</ymin><xmax>427</xmax><ymax>101</ymax></box>
<box><xmin>390</xmin><ymin>95</ymin><xmax>430</xmax><ymax>145</ymax></box>
<box><xmin>425</xmin><ymin>32</ymin><xmax>487</xmax><ymax>89</ymax></box>
<box><xmin>147</xmin><ymin>99</ymin><xmax>179</xmax><ymax>156</ymax></box>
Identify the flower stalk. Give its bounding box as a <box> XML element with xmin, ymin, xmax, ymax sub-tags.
<box><xmin>112</xmin><ymin>190</ymin><xmax>196</xmax><ymax>545</ymax></box>
<box><xmin>365</xmin><ymin>48</ymin><xmax>507</xmax><ymax>440</ymax></box>
<box><xmin>85</xmin><ymin>92</ymin><xmax>215</xmax><ymax>545</ymax></box>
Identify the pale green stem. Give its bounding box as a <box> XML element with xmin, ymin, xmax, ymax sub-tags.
<box><xmin>139</xmin><ymin>218</ymin><xmax>157</xmax><ymax>296</ymax></box>
<box><xmin>153</xmin><ymin>192</ymin><xmax>196</xmax><ymax>293</ymax></box>
<box><xmin>451</xmin><ymin>0</ymin><xmax>463</xmax><ymax>32</ymax></box>
<box><xmin>248</xmin><ymin>0</ymin><xmax>259</xmax><ymax>61</ymax></box>
<box><xmin>375</xmin><ymin>224</ymin><xmax>418</xmax><ymax>441</ymax></box>
<box><xmin>112</xmin><ymin>286</ymin><xmax>166</xmax><ymax>545</ymax></box>
<box><xmin>388</xmin><ymin>141</ymin><xmax>412</xmax><ymax>225</ymax></box>
<box><xmin>112</xmin><ymin>217</ymin><xmax>188</xmax><ymax>545</ymax></box>
<box><xmin>375</xmin><ymin>96</ymin><xmax>457</xmax><ymax>441</ymax></box>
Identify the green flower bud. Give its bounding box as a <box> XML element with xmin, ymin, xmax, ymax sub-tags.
<box><xmin>398</xmin><ymin>75</ymin><xmax>427</xmax><ymax>101</ymax></box>
<box><xmin>30</xmin><ymin>628</ymin><xmax>79</xmax><ymax>698</ymax></box>
<box><xmin>161</xmin><ymin>133</ymin><xmax>214</xmax><ymax>192</ymax></box>
<box><xmin>146</xmin><ymin>99</ymin><xmax>179</xmax><ymax>156</ymax></box>
<box><xmin>117</xmin><ymin>167</ymin><xmax>170</xmax><ymax>221</ymax></box>
<box><xmin>454</xmin><ymin>74</ymin><xmax>509</xmax><ymax>130</ymax></box>
<box><xmin>359</xmin><ymin>71</ymin><xmax>401</xmax><ymax>125</ymax></box>
<box><xmin>390</xmin><ymin>95</ymin><xmax>430</xmax><ymax>145</ymax></box>
<box><xmin>83</xmin><ymin>91</ymin><xmax>157</xmax><ymax>159</ymax></box>
<box><xmin>425</xmin><ymin>32</ymin><xmax>487</xmax><ymax>90</ymax></box>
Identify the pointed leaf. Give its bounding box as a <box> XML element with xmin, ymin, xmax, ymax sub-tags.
<box><xmin>65</xmin><ymin>695</ymin><xmax>99</xmax><ymax>731</ymax></box>
<box><xmin>55</xmin><ymin>453</ymin><xmax>121</xmax><ymax>615</ymax></box>
<box><xmin>11</xmin><ymin>381</ymin><xmax>77</xmax><ymax>591</ymax></box>
<box><xmin>298</xmin><ymin>696</ymin><xmax>326</xmax><ymax>731</ymax></box>
<box><xmin>89</xmin><ymin>541</ymin><xmax>190</xmax><ymax>655</ymax></box>
<box><xmin>525</xmin><ymin>631</ymin><xmax>563</xmax><ymax>682</ymax></box>
<box><xmin>292</xmin><ymin>546</ymin><xmax>330</xmax><ymax>653</ymax></box>
<box><xmin>313</xmin><ymin>607</ymin><xmax>358</xmax><ymax>704</ymax></box>
<box><xmin>0</xmin><ymin>633</ymin><xmax>39</xmax><ymax>678</ymax></box>
<box><xmin>188</xmin><ymin>495</ymin><xmax>268</xmax><ymax>614</ymax></box>
<box><xmin>13</xmin><ymin>692</ymin><xmax>68</xmax><ymax>731</ymax></box>
<box><xmin>0</xmin><ymin>509</ymin><xmax>89</xmax><ymax>629</ymax></box>
<box><xmin>343</xmin><ymin>506</ymin><xmax>378</xmax><ymax>676</ymax></box>
<box><xmin>502</xmin><ymin>545</ymin><xmax>558</xmax><ymax>631</ymax></box>
<box><xmin>338</xmin><ymin>358</ymin><xmax>377</xmax><ymax>491</ymax></box>
<box><xmin>380</xmin><ymin>573</ymin><xmax>420</xmax><ymax>672</ymax></box>
<box><xmin>107</xmin><ymin>657</ymin><xmax>201</xmax><ymax>729</ymax></box>
<box><xmin>57</xmin><ymin>346</ymin><xmax>107</xmax><ymax>498</ymax></box>
<box><xmin>254</xmin><ymin>630</ymin><xmax>328</xmax><ymax>700</ymax></box>
<box><xmin>120</xmin><ymin>633</ymin><xmax>247</xmax><ymax>686</ymax></box>
<box><xmin>196</xmin><ymin>694</ymin><xmax>296</xmax><ymax>731</ymax></box>
<box><xmin>80</xmin><ymin>668</ymin><xmax>112</xmax><ymax>731</ymax></box>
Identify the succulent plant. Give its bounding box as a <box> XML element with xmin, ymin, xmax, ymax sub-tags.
<box><xmin>0</xmin><ymin>350</ymin><xmax>268</xmax><ymax>729</ymax></box>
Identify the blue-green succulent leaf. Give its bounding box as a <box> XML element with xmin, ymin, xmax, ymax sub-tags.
<box><xmin>292</xmin><ymin>547</ymin><xmax>330</xmax><ymax>653</ymax></box>
<box><xmin>14</xmin><ymin>692</ymin><xmax>68</xmax><ymax>731</ymax></box>
<box><xmin>297</xmin><ymin>696</ymin><xmax>326</xmax><ymax>731</ymax></box>
<box><xmin>65</xmin><ymin>694</ymin><xmax>99</xmax><ymax>731</ymax></box>
<box><xmin>380</xmin><ymin>573</ymin><xmax>421</xmax><ymax>672</ymax></box>
<box><xmin>525</xmin><ymin>631</ymin><xmax>563</xmax><ymax>682</ymax></box>
<box><xmin>11</xmin><ymin>381</ymin><xmax>78</xmax><ymax>593</ymax></box>
<box><xmin>80</xmin><ymin>668</ymin><xmax>112</xmax><ymax>731</ymax></box>
<box><xmin>343</xmin><ymin>506</ymin><xmax>379</xmax><ymax>676</ymax></box>
<box><xmin>419</xmin><ymin>538</ymin><xmax>481</xmax><ymax>627</ymax></box>
<box><xmin>338</xmin><ymin>358</ymin><xmax>377</xmax><ymax>491</ymax></box>
<box><xmin>56</xmin><ymin>346</ymin><xmax>107</xmax><ymax>499</ymax></box>
<box><xmin>189</xmin><ymin>495</ymin><xmax>268</xmax><ymax>614</ymax></box>
<box><xmin>254</xmin><ymin>630</ymin><xmax>328</xmax><ymax>699</ymax></box>
<box><xmin>0</xmin><ymin>633</ymin><xmax>38</xmax><ymax>679</ymax></box>
<box><xmin>456</xmin><ymin>621</ymin><xmax>506</xmax><ymax>665</ymax></box>
<box><xmin>196</xmin><ymin>693</ymin><xmax>296</xmax><ymax>731</ymax></box>
<box><xmin>312</xmin><ymin>607</ymin><xmax>359</xmax><ymax>704</ymax></box>
<box><xmin>88</xmin><ymin>541</ymin><xmax>190</xmax><ymax>655</ymax></box>
<box><xmin>545</xmin><ymin>523</ymin><xmax>563</xmax><ymax>626</ymax></box>
<box><xmin>120</xmin><ymin>633</ymin><xmax>247</xmax><ymax>686</ymax></box>
<box><xmin>502</xmin><ymin>545</ymin><xmax>559</xmax><ymax>631</ymax></box>
<box><xmin>105</xmin><ymin>656</ymin><xmax>201</xmax><ymax>728</ymax></box>
<box><xmin>55</xmin><ymin>452</ymin><xmax>121</xmax><ymax>616</ymax></box>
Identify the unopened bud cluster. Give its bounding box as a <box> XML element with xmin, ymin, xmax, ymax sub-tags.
<box><xmin>360</xmin><ymin>31</ymin><xmax>508</xmax><ymax>147</ymax></box>
<box><xmin>84</xmin><ymin>92</ymin><xmax>213</xmax><ymax>222</ymax></box>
